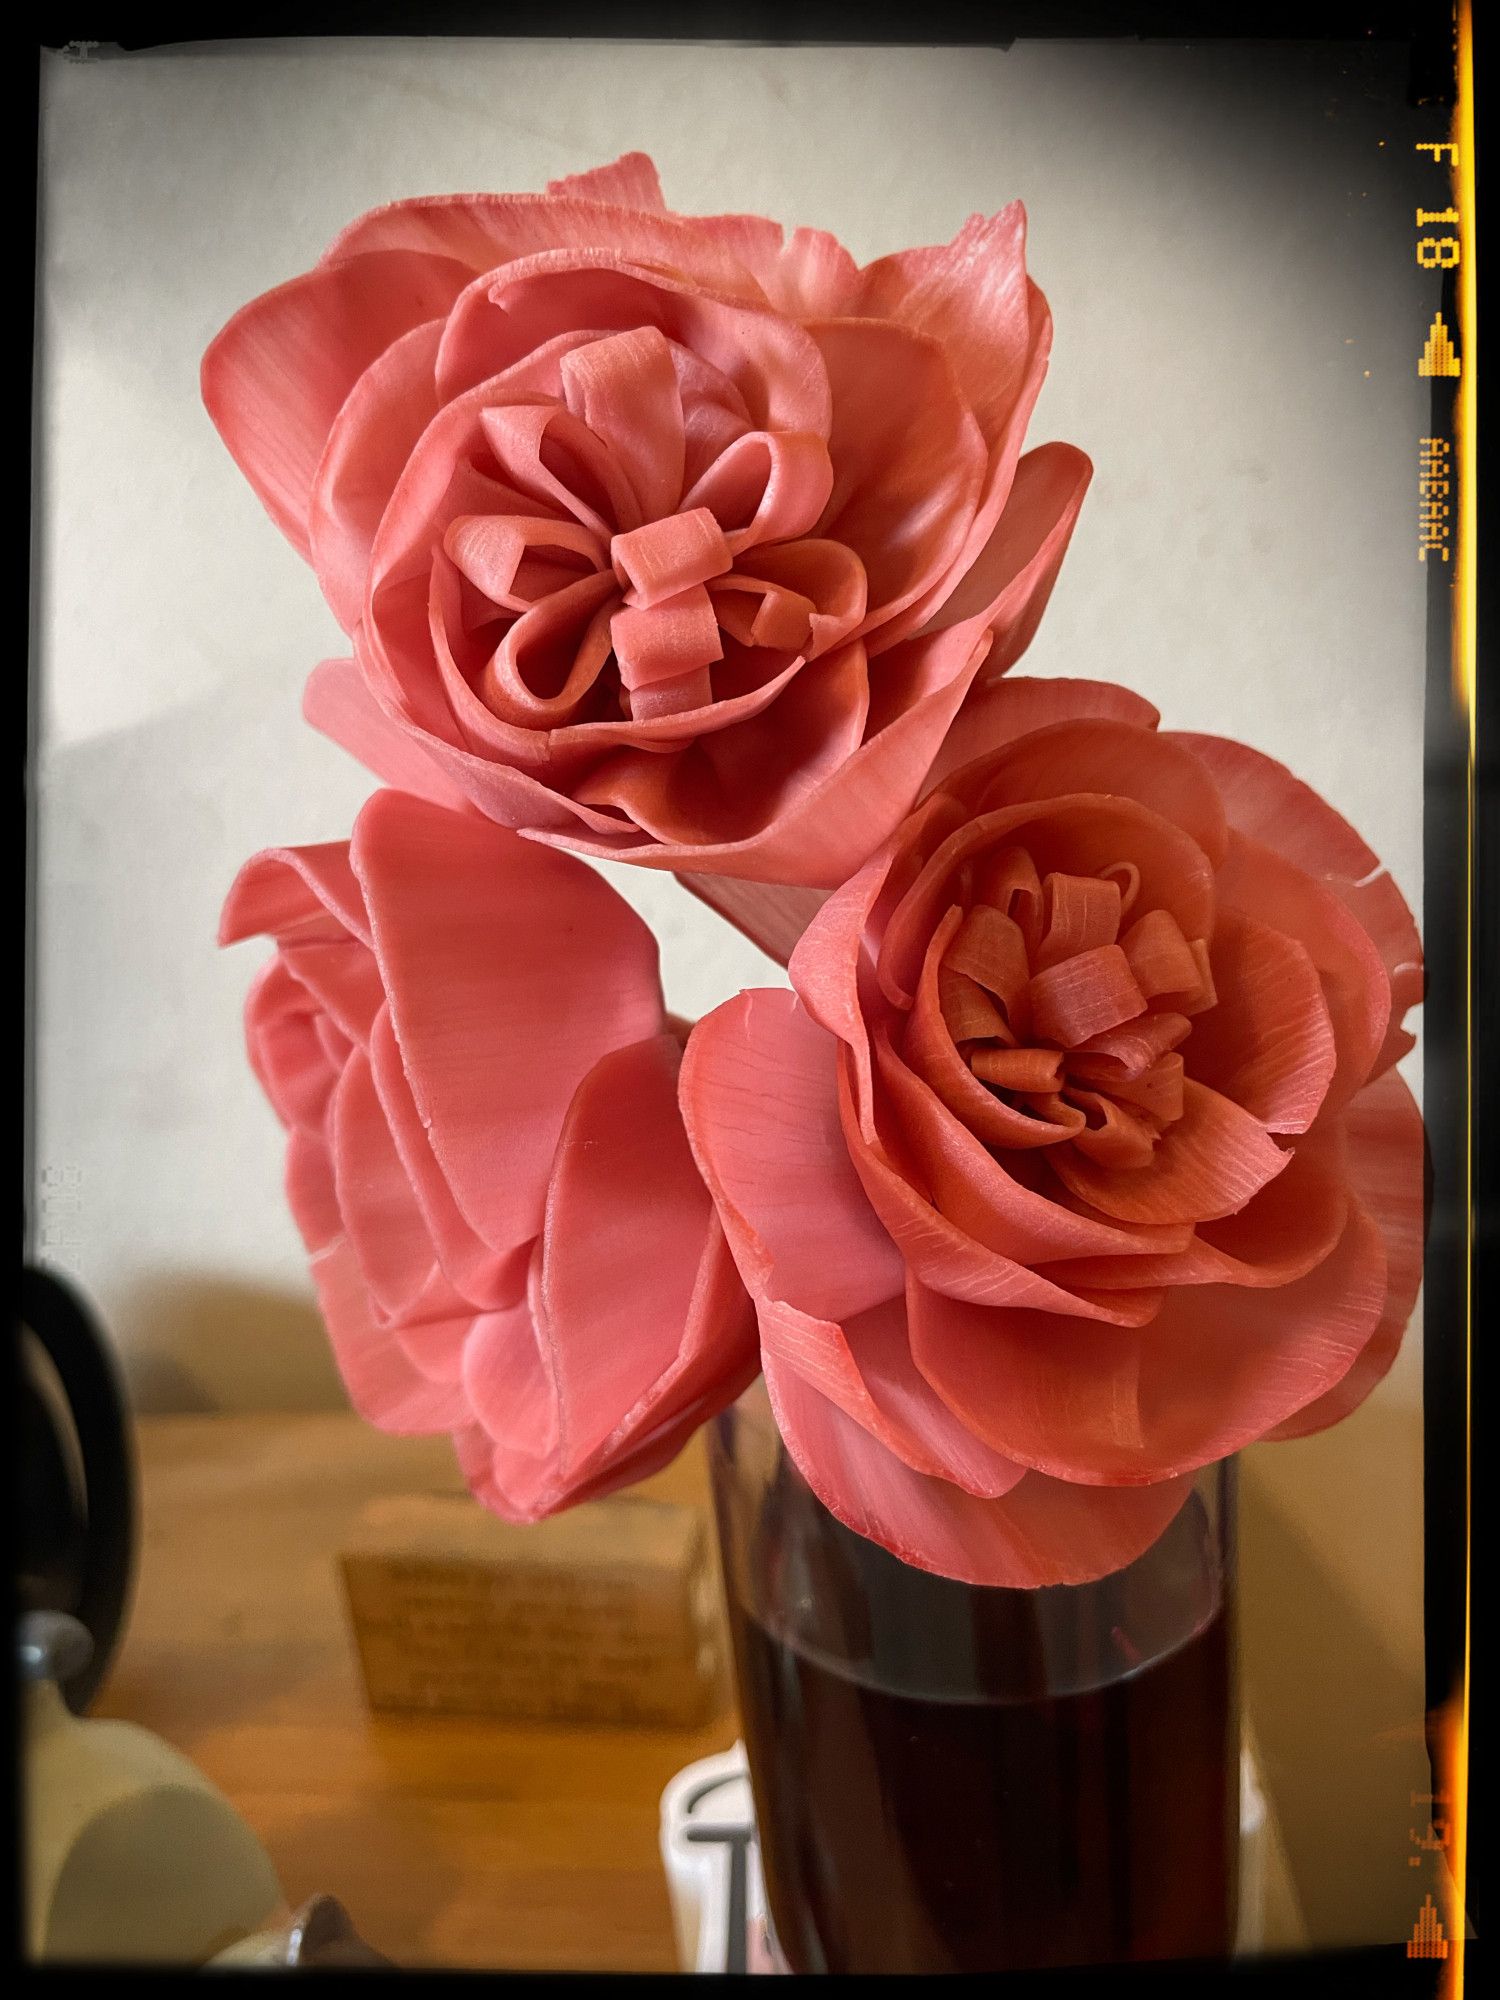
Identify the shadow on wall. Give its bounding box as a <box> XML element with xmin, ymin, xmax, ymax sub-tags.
<box><xmin>117</xmin><ymin>1275</ymin><xmax>348</xmax><ymax>1416</ymax></box>
<box><xmin>1240</xmin><ymin>1401</ymin><xmax>1429</xmax><ymax>1952</ymax></box>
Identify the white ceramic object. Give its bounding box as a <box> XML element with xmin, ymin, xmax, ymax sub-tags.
<box><xmin>24</xmin><ymin>1615</ymin><xmax>283</xmax><ymax>1965</ymax></box>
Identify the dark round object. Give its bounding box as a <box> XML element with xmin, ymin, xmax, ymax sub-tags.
<box><xmin>18</xmin><ymin>1266</ymin><xmax>136</xmax><ymax>1711</ymax></box>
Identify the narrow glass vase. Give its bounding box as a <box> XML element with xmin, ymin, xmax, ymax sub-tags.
<box><xmin>709</xmin><ymin>1383</ymin><xmax>1239</xmax><ymax>1975</ymax></box>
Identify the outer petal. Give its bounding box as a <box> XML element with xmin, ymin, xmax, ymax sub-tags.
<box><xmin>908</xmin><ymin>1203</ymin><xmax>1386</xmax><ymax>1484</ymax></box>
<box><xmin>941</xmin><ymin>719</ymin><xmax>1228</xmax><ymax>871</ymax></box>
<box><xmin>202</xmin><ymin>249</ymin><xmax>472</xmax><ymax>555</ymax></box>
<box><xmin>901</xmin><ymin>441</ymin><xmax>1090</xmax><ymax>649</ymax></box>
<box><xmin>852</xmin><ymin>203</ymin><xmax>1034</xmax><ymax>454</ymax></box>
<box><xmin>302</xmin><ymin>658</ymin><xmax>476</xmax><ymax>812</ymax></box>
<box><xmin>763</xmin><ymin>1354</ymin><xmax>1192</xmax><ymax>1588</ymax></box>
<box><xmin>307</xmin><ymin>320</ymin><xmax>444</xmax><ymax>632</ymax></box>
<box><xmin>750</xmin><ymin>226</ymin><xmax>861</xmax><ymax>319</ymax></box>
<box><xmin>538</xmin><ymin>1033</ymin><xmax>754</xmax><ymax>1479</ymax></box>
<box><xmin>285</xmin><ymin>1126</ymin><xmax>341</xmax><ymax>1254</ymax></box>
<box><xmin>350</xmin><ymin>790</ymin><xmax>663</xmax><ymax>1256</ymax></box>
<box><xmin>757</xmin><ymin>1292</ymin><xmax>1027</xmax><ymax>1496</ymax></box>
<box><xmin>327</xmin><ymin>1048</ymin><xmax>441</xmax><ymax>1321</ymax></box>
<box><xmin>1265</xmin><ymin>1067</ymin><xmax>1426</xmax><ymax>1438</ymax></box>
<box><xmin>245</xmin><ymin>959</ymin><xmax>339</xmax><ymax>1134</ymax></box>
<box><xmin>456</xmin><ymin>1281</ymin><xmax>758</xmax><ymax>1525</ymax></box>
<box><xmin>457</xmin><ymin>1275</ymin><xmax>563</xmax><ymax>1515</ymax></box>
<box><xmin>925</xmin><ymin>676</ymin><xmax>1161</xmax><ymax>795</ymax></box>
<box><xmin>274</xmin><ymin>941</ymin><xmax>384</xmax><ymax>1050</ymax></box>
<box><xmin>1040</xmin><ymin>1137</ymin><xmax>1350</xmax><ymax>1294</ymax></box>
<box><xmin>367</xmin><ymin>1005</ymin><xmax>526</xmax><ymax>1309</ymax></box>
<box><xmin>1214</xmin><ymin>832</ymin><xmax>1390</xmax><ymax>1116</ymax></box>
<box><xmin>1170</xmin><ymin>731</ymin><xmax>1424</xmax><ymax>1068</ymax></box>
<box><xmin>788</xmin><ymin>844</ymin><xmax>893</xmax><ymax>1062</ymax></box>
<box><xmin>564</xmin><ymin>1222</ymin><xmax>759</xmax><ymax>1498</ymax></box>
<box><xmin>806</xmin><ymin>317</ymin><xmax>986</xmax><ymax>637</ymax></box>
<box><xmin>680</xmin><ymin>988</ymin><xmax>906</xmax><ymax>1325</ymax></box>
<box><xmin>545</xmin><ymin>151</ymin><xmax>666</xmax><ymax>209</ymax></box>
<box><xmin>320</xmin><ymin>191</ymin><xmax>784</xmax><ymax>304</ymax></box>
<box><xmin>309</xmin><ymin>1236</ymin><xmax>473</xmax><ymax>1436</ymax></box>
<box><xmin>220</xmin><ymin>839</ymin><xmax>370</xmax><ymax>949</ymax></box>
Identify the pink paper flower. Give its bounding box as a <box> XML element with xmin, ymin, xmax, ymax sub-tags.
<box><xmin>203</xmin><ymin>152</ymin><xmax>1090</xmax><ymax>892</ymax></box>
<box><xmin>681</xmin><ymin>679</ymin><xmax>1425</xmax><ymax>1587</ymax></box>
<box><xmin>220</xmin><ymin>788</ymin><xmax>756</xmax><ymax>1517</ymax></box>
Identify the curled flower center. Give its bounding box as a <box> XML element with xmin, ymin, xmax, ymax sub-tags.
<box><xmin>418</xmin><ymin>326</ymin><xmax>869</xmax><ymax>735</ymax></box>
<box><xmin>920</xmin><ymin>844</ymin><xmax>1216</xmax><ymax>1169</ymax></box>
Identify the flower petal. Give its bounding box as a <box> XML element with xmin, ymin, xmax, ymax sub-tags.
<box><xmin>1265</xmin><ymin>1067</ymin><xmax>1425</xmax><ymax>1438</ymax></box>
<box><xmin>1186</xmin><ymin>908</ymin><xmax>1338</xmax><ymax>1134</ymax></box>
<box><xmin>301</xmin><ymin>658</ymin><xmax>474</xmax><ymax>812</ymax></box>
<box><xmin>220</xmin><ymin>838</ymin><xmax>369</xmax><ymax>949</ymax></box>
<box><xmin>459</xmin><ymin>1276</ymin><xmax>564</xmax><ymax>1514</ymax></box>
<box><xmin>276</xmin><ymin>940</ymin><xmax>385</xmax><ymax>1049</ymax></box>
<box><xmin>202</xmin><ymin>250</ymin><xmax>471</xmax><ymax>555</ymax></box>
<box><xmin>906</xmin><ymin>441</ymin><xmax>1091</xmax><ymax>647</ymax></box>
<box><xmin>927</xmin><ymin>678</ymin><xmax>1161</xmax><ymax>798</ymax></box>
<box><xmin>321</xmin><ymin>192</ymin><xmax>783</xmax><ymax>302</ymax></box>
<box><xmin>367</xmin><ymin>1005</ymin><xmax>526</xmax><ymax>1309</ymax></box>
<box><xmin>1050</xmin><ymin>1078</ymin><xmax>1291</xmax><ymax>1226</ymax></box>
<box><xmin>947</xmin><ymin>720</ymin><xmax>1227</xmax><ymax>870</ymax></box>
<box><xmin>562</xmin><ymin>325</ymin><xmax>686</xmax><ymax>524</ymax></box>
<box><xmin>539</xmin><ymin>614</ymin><xmax>994</xmax><ymax>886</ymax></box>
<box><xmin>285</xmin><ymin>1126</ymin><xmax>341</xmax><ymax>1254</ymax></box>
<box><xmin>909</xmin><ymin>1200</ymin><xmax>1384</xmax><ymax>1484</ymax></box>
<box><xmin>763</xmin><ymin>1354</ymin><xmax>1192</xmax><ymax>1588</ymax></box>
<box><xmin>876</xmin><ymin>796</ymin><xmax>1216</xmax><ymax>1010</ymax></box>
<box><xmin>908</xmin><ymin>1275</ymin><xmax>1148</xmax><ymax>1482</ymax></box>
<box><xmin>539</xmin><ymin>1033</ymin><xmax>752</xmax><ymax>1479</ymax></box>
<box><xmin>308</xmin><ymin>321</ymin><xmax>444</xmax><ymax>632</ymax></box>
<box><xmin>757</xmin><ymin>1292</ymin><xmax>1027</xmax><ymax>1496</ymax></box>
<box><xmin>1214</xmin><ymin>832</ymin><xmax>1390</xmax><ymax>1116</ymax></box>
<box><xmin>680</xmin><ymin>988</ymin><xmax>906</xmax><ymax>1325</ymax></box>
<box><xmin>545</xmin><ymin>151</ymin><xmax>666</xmax><ymax>210</ymax></box>
<box><xmin>245</xmin><ymin>960</ymin><xmax>338</xmax><ymax>1134</ymax></box>
<box><xmin>807</xmin><ymin>318</ymin><xmax>985</xmax><ymax>637</ymax></box>
<box><xmin>327</xmin><ymin>1047</ymin><xmax>441</xmax><ymax>1320</ymax></box>
<box><xmin>1039</xmin><ymin>1136</ymin><xmax>1350</xmax><ymax>1293</ymax></box>
<box><xmin>350</xmin><ymin>790</ymin><xmax>663</xmax><ymax>1256</ymax></box>
<box><xmin>310</xmin><ymin>1236</ymin><xmax>473</xmax><ymax>1436</ymax></box>
<box><xmin>839</xmin><ymin>1052</ymin><xmax>1167</xmax><ymax>1326</ymax></box>
<box><xmin>1170</xmin><ymin>730</ymin><xmax>1424</xmax><ymax>1062</ymax></box>
<box><xmin>870</xmin><ymin>1026</ymin><xmax>1193</xmax><ymax>1263</ymax></box>
<box><xmin>852</xmin><ymin>202</ymin><xmax>1034</xmax><ymax>455</ymax></box>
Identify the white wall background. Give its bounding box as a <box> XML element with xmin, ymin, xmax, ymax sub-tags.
<box><xmin>34</xmin><ymin>37</ymin><xmax>1434</xmax><ymax>1945</ymax></box>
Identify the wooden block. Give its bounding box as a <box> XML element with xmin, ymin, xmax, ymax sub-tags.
<box><xmin>337</xmin><ymin>1493</ymin><xmax>729</xmax><ymax>1730</ymax></box>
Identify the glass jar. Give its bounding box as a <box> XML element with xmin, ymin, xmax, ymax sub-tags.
<box><xmin>709</xmin><ymin>1382</ymin><xmax>1239</xmax><ymax>1974</ymax></box>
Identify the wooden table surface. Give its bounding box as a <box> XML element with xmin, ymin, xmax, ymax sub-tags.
<box><xmin>95</xmin><ymin>1413</ymin><xmax>738</xmax><ymax>1972</ymax></box>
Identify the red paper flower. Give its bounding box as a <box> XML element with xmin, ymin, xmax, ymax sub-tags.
<box><xmin>681</xmin><ymin>678</ymin><xmax>1425</xmax><ymax>1587</ymax></box>
<box><xmin>203</xmin><ymin>152</ymin><xmax>1090</xmax><ymax>891</ymax></box>
<box><xmin>220</xmin><ymin>789</ymin><xmax>756</xmax><ymax>1517</ymax></box>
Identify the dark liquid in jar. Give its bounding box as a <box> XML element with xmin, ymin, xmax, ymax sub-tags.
<box><xmin>720</xmin><ymin>1476</ymin><xmax>1237</xmax><ymax>1973</ymax></box>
